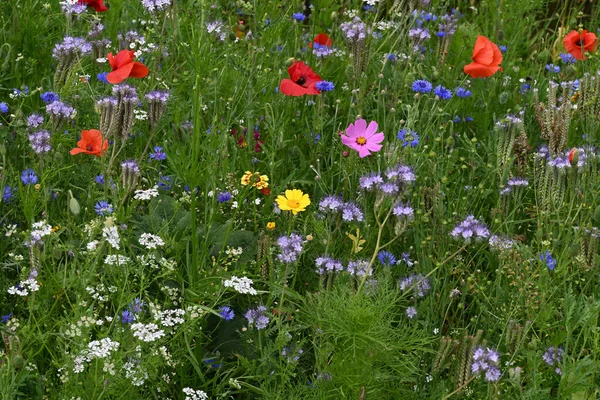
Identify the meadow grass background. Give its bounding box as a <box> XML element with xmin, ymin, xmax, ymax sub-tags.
<box><xmin>2</xmin><ymin>0</ymin><xmax>600</xmax><ymax>398</ymax></box>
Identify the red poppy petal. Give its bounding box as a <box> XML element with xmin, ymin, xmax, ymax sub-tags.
<box><xmin>70</xmin><ymin>148</ymin><xmax>86</xmax><ymax>155</ymax></box>
<box><xmin>280</xmin><ymin>79</ymin><xmax>309</xmax><ymax>96</ymax></box>
<box><xmin>129</xmin><ymin>62</ymin><xmax>150</xmax><ymax>78</ymax></box>
<box><xmin>106</xmin><ymin>63</ymin><xmax>134</xmax><ymax>84</ymax></box>
<box><xmin>314</xmin><ymin>33</ymin><xmax>332</xmax><ymax>47</ymax></box>
<box><xmin>464</xmin><ymin>62</ymin><xmax>499</xmax><ymax>78</ymax></box>
<box><xmin>114</xmin><ymin>50</ymin><xmax>135</xmax><ymax>69</ymax></box>
<box><xmin>89</xmin><ymin>0</ymin><xmax>108</xmax><ymax>11</ymax></box>
<box><xmin>473</xmin><ymin>37</ymin><xmax>494</xmax><ymax>65</ymax></box>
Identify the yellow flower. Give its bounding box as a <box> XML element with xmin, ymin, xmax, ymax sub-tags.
<box><xmin>240</xmin><ymin>171</ymin><xmax>253</xmax><ymax>186</ymax></box>
<box><xmin>276</xmin><ymin>189</ymin><xmax>310</xmax><ymax>215</ymax></box>
<box><xmin>255</xmin><ymin>174</ymin><xmax>269</xmax><ymax>189</ymax></box>
<box><xmin>266</xmin><ymin>222</ymin><xmax>276</xmax><ymax>230</ymax></box>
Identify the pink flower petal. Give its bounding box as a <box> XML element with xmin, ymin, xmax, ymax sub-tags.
<box><xmin>364</xmin><ymin>121</ymin><xmax>379</xmax><ymax>137</ymax></box>
<box><xmin>357</xmin><ymin>146</ymin><xmax>372</xmax><ymax>158</ymax></box>
<box><xmin>345</xmin><ymin>122</ymin><xmax>356</xmax><ymax>138</ymax></box>
<box><xmin>366</xmin><ymin>142</ymin><xmax>382</xmax><ymax>153</ymax></box>
<box><xmin>341</xmin><ymin>135</ymin><xmax>355</xmax><ymax>147</ymax></box>
<box><xmin>369</xmin><ymin>133</ymin><xmax>385</xmax><ymax>144</ymax></box>
<box><xmin>353</xmin><ymin>119</ymin><xmax>367</xmax><ymax>135</ymax></box>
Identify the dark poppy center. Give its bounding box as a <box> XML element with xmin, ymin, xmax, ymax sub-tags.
<box><xmin>575</xmin><ymin>40</ymin><xmax>584</xmax><ymax>46</ymax></box>
<box><xmin>295</xmin><ymin>76</ymin><xmax>307</xmax><ymax>86</ymax></box>
<box><xmin>86</xmin><ymin>145</ymin><xmax>93</xmax><ymax>151</ymax></box>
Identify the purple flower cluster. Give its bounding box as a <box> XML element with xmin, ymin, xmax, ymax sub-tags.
<box><xmin>318</xmin><ymin>195</ymin><xmax>363</xmax><ymax>222</ymax></box>
<box><xmin>145</xmin><ymin>90</ymin><xmax>170</xmax><ymax>104</ymax></box>
<box><xmin>313</xmin><ymin>44</ymin><xmax>333</xmax><ymax>58</ymax></box>
<box><xmin>281</xmin><ymin>345</ymin><xmax>304</xmax><ymax>362</ymax></box>
<box><xmin>507</xmin><ymin>177</ymin><xmax>529</xmax><ymax>187</ymax></box>
<box><xmin>451</xmin><ymin>215</ymin><xmax>490</xmax><ymax>241</ymax></box>
<box><xmin>471</xmin><ymin>347</ymin><xmax>501</xmax><ymax>382</ymax></box>
<box><xmin>340</xmin><ymin>17</ymin><xmax>368</xmax><ymax>42</ymax></box>
<box><xmin>112</xmin><ymin>84</ymin><xmax>139</xmax><ymax>102</ymax></box>
<box><xmin>29</xmin><ymin>130</ymin><xmax>52</xmax><ymax>154</ymax></box>
<box><xmin>346</xmin><ymin>259</ymin><xmax>371</xmax><ymax>277</ymax></box>
<box><xmin>399</xmin><ymin>273</ymin><xmax>430</xmax><ymax>297</ymax></box>
<box><xmin>542</xmin><ymin>346</ymin><xmax>564</xmax><ymax>375</ymax></box>
<box><xmin>489</xmin><ymin>235</ymin><xmax>515</xmax><ymax>252</ymax></box>
<box><xmin>46</xmin><ymin>101</ymin><xmax>77</xmax><ymax>119</ymax></box>
<box><xmin>141</xmin><ymin>0</ymin><xmax>171</xmax><ymax>13</ymax></box>
<box><xmin>437</xmin><ymin>13</ymin><xmax>458</xmax><ymax>37</ymax></box>
<box><xmin>27</xmin><ymin>114</ymin><xmax>44</xmax><ymax>129</ymax></box>
<box><xmin>392</xmin><ymin>202</ymin><xmax>414</xmax><ymax>219</ymax></box>
<box><xmin>61</xmin><ymin>0</ymin><xmax>87</xmax><ymax>15</ymax></box>
<box><xmin>315</xmin><ymin>256</ymin><xmax>344</xmax><ymax>275</ymax></box>
<box><xmin>359</xmin><ymin>164</ymin><xmax>416</xmax><ymax>197</ymax></box>
<box><xmin>276</xmin><ymin>233</ymin><xmax>304</xmax><ymax>263</ymax></box>
<box><xmin>244</xmin><ymin>305</ymin><xmax>269</xmax><ymax>330</ymax></box>
<box><xmin>52</xmin><ymin>37</ymin><xmax>92</xmax><ymax>59</ymax></box>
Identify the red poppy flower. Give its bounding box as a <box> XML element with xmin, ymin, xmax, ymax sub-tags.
<box><xmin>280</xmin><ymin>61</ymin><xmax>321</xmax><ymax>96</ymax></box>
<box><xmin>564</xmin><ymin>29</ymin><xmax>598</xmax><ymax>60</ymax></box>
<box><xmin>464</xmin><ymin>35</ymin><xmax>503</xmax><ymax>78</ymax></box>
<box><xmin>309</xmin><ymin>33</ymin><xmax>333</xmax><ymax>48</ymax></box>
<box><xmin>106</xmin><ymin>50</ymin><xmax>149</xmax><ymax>84</ymax></box>
<box><xmin>70</xmin><ymin>129</ymin><xmax>108</xmax><ymax>157</ymax></box>
<box><xmin>260</xmin><ymin>187</ymin><xmax>271</xmax><ymax>196</ymax></box>
<box><xmin>569</xmin><ymin>148</ymin><xmax>578</xmax><ymax>165</ymax></box>
<box><xmin>78</xmin><ymin>0</ymin><xmax>108</xmax><ymax>12</ymax></box>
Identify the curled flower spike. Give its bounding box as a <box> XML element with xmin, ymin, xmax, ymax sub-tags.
<box><xmin>464</xmin><ymin>35</ymin><xmax>502</xmax><ymax>78</ymax></box>
<box><xmin>106</xmin><ymin>50</ymin><xmax>149</xmax><ymax>84</ymax></box>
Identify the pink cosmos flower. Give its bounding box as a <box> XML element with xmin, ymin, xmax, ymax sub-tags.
<box><xmin>341</xmin><ymin>119</ymin><xmax>384</xmax><ymax>158</ymax></box>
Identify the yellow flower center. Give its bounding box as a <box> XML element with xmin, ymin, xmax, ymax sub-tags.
<box><xmin>356</xmin><ymin>136</ymin><xmax>367</xmax><ymax>145</ymax></box>
<box><xmin>287</xmin><ymin>199</ymin><xmax>300</xmax><ymax>209</ymax></box>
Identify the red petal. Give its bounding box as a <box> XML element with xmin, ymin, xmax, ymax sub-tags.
<box><xmin>472</xmin><ymin>36</ymin><xmax>494</xmax><ymax>65</ymax></box>
<box><xmin>106</xmin><ymin>63</ymin><xmax>134</xmax><ymax>84</ymax></box>
<box><xmin>129</xmin><ymin>62</ymin><xmax>149</xmax><ymax>78</ymax></box>
<box><xmin>70</xmin><ymin>148</ymin><xmax>86</xmax><ymax>155</ymax></box>
<box><xmin>280</xmin><ymin>79</ymin><xmax>319</xmax><ymax>96</ymax></box>
<box><xmin>113</xmin><ymin>50</ymin><xmax>135</xmax><ymax>69</ymax></box>
<box><xmin>313</xmin><ymin>33</ymin><xmax>332</xmax><ymax>47</ymax></box>
<box><xmin>464</xmin><ymin>62</ymin><xmax>499</xmax><ymax>78</ymax></box>
<box><xmin>90</xmin><ymin>0</ymin><xmax>108</xmax><ymax>11</ymax></box>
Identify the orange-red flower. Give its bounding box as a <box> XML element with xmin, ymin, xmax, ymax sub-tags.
<box><xmin>563</xmin><ymin>29</ymin><xmax>598</xmax><ymax>60</ymax></box>
<box><xmin>569</xmin><ymin>148</ymin><xmax>578</xmax><ymax>165</ymax></box>
<box><xmin>106</xmin><ymin>50</ymin><xmax>149</xmax><ymax>84</ymax></box>
<box><xmin>280</xmin><ymin>61</ymin><xmax>321</xmax><ymax>96</ymax></box>
<box><xmin>309</xmin><ymin>33</ymin><xmax>333</xmax><ymax>48</ymax></box>
<box><xmin>464</xmin><ymin>35</ymin><xmax>503</xmax><ymax>78</ymax></box>
<box><xmin>70</xmin><ymin>129</ymin><xmax>108</xmax><ymax>157</ymax></box>
<box><xmin>78</xmin><ymin>0</ymin><xmax>108</xmax><ymax>12</ymax></box>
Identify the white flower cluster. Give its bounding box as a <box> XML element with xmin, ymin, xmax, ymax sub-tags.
<box><xmin>157</xmin><ymin>309</ymin><xmax>185</xmax><ymax>327</ymax></box>
<box><xmin>73</xmin><ymin>338</ymin><xmax>120</xmax><ymax>373</ymax></box>
<box><xmin>183</xmin><ymin>388</ymin><xmax>209</xmax><ymax>400</ymax></box>
<box><xmin>223</xmin><ymin>276</ymin><xmax>257</xmax><ymax>295</ymax></box>
<box><xmin>86</xmin><ymin>284</ymin><xmax>117</xmax><ymax>302</ymax></box>
<box><xmin>131</xmin><ymin>322</ymin><xmax>165</xmax><ymax>342</ymax></box>
<box><xmin>123</xmin><ymin>360</ymin><xmax>148</xmax><ymax>386</ymax></box>
<box><xmin>139</xmin><ymin>233</ymin><xmax>165</xmax><ymax>249</ymax></box>
<box><xmin>29</xmin><ymin>220</ymin><xmax>53</xmax><ymax>245</ymax></box>
<box><xmin>104</xmin><ymin>254</ymin><xmax>131</xmax><ymax>266</ymax></box>
<box><xmin>134</xmin><ymin>187</ymin><xmax>159</xmax><ymax>200</ymax></box>
<box><xmin>7</xmin><ymin>278</ymin><xmax>40</xmax><ymax>296</ymax></box>
<box><xmin>102</xmin><ymin>226</ymin><xmax>120</xmax><ymax>249</ymax></box>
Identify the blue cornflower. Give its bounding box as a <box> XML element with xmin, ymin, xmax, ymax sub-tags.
<box><xmin>559</xmin><ymin>53</ymin><xmax>576</xmax><ymax>64</ymax></box>
<box><xmin>3</xmin><ymin>185</ymin><xmax>16</xmax><ymax>203</ymax></box>
<box><xmin>378</xmin><ymin>250</ymin><xmax>397</xmax><ymax>266</ymax></box>
<box><xmin>94</xmin><ymin>201</ymin><xmax>113</xmax><ymax>216</ymax></box>
<box><xmin>315</xmin><ymin>81</ymin><xmax>335</xmax><ymax>92</ymax></box>
<box><xmin>397</xmin><ymin>129</ymin><xmax>420</xmax><ymax>147</ymax></box>
<box><xmin>455</xmin><ymin>87</ymin><xmax>472</xmax><ymax>98</ymax></box>
<box><xmin>545</xmin><ymin>64</ymin><xmax>560</xmax><ymax>73</ymax></box>
<box><xmin>540</xmin><ymin>250</ymin><xmax>556</xmax><ymax>271</ymax></box>
<box><xmin>411</xmin><ymin>79</ymin><xmax>433</xmax><ymax>93</ymax></box>
<box><xmin>130</xmin><ymin>298</ymin><xmax>145</xmax><ymax>314</ymax></box>
<box><xmin>149</xmin><ymin>146</ymin><xmax>167</xmax><ymax>161</ymax></box>
<box><xmin>158</xmin><ymin>176</ymin><xmax>172</xmax><ymax>191</ymax></box>
<box><xmin>520</xmin><ymin>83</ymin><xmax>531</xmax><ymax>94</ymax></box>
<box><xmin>21</xmin><ymin>169</ymin><xmax>38</xmax><ymax>185</ymax></box>
<box><xmin>1</xmin><ymin>313</ymin><xmax>12</xmax><ymax>323</ymax></box>
<box><xmin>40</xmin><ymin>92</ymin><xmax>60</xmax><ymax>104</ymax></box>
<box><xmin>0</xmin><ymin>102</ymin><xmax>8</xmax><ymax>114</ymax></box>
<box><xmin>399</xmin><ymin>253</ymin><xmax>414</xmax><ymax>266</ymax></box>
<box><xmin>218</xmin><ymin>306</ymin><xmax>235</xmax><ymax>321</ymax></box>
<box><xmin>97</xmin><ymin>72</ymin><xmax>109</xmax><ymax>84</ymax></box>
<box><xmin>387</xmin><ymin>53</ymin><xmax>398</xmax><ymax>62</ymax></box>
<box><xmin>217</xmin><ymin>192</ymin><xmax>232</xmax><ymax>203</ymax></box>
<box><xmin>465</xmin><ymin>116</ymin><xmax>474</xmax><ymax>122</ymax></box>
<box><xmin>434</xmin><ymin>85</ymin><xmax>452</xmax><ymax>100</ymax></box>
<box><xmin>292</xmin><ymin>12</ymin><xmax>306</xmax><ymax>22</ymax></box>
<box><xmin>453</xmin><ymin>115</ymin><xmax>461</xmax><ymax>123</ymax></box>
<box><xmin>499</xmin><ymin>45</ymin><xmax>507</xmax><ymax>52</ymax></box>
<box><xmin>122</xmin><ymin>310</ymin><xmax>135</xmax><ymax>324</ymax></box>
